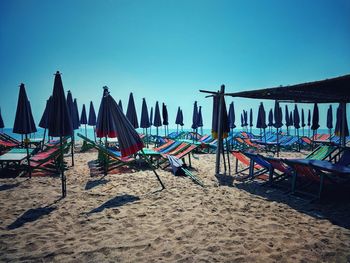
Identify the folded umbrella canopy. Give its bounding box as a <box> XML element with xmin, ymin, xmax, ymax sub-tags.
<box><xmin>80</xmin><ymin>104</ymin><xmax>88</xmax><ymax>137</ymax></box>
<box><xmin>228</xmin><ymin>102</ymin><xmax>236</xmax><ymax>131</ymax></box>
<box><xmin>118</xmin><ymin>100</ymin><xmax>123</xmax><ymax>113</ymax></box>
<box><xmin>197</xmin><ymin>106</ymin><xmax>203</xmax><ymax>135</ymax></box>
<box><xmin>249</xmin><ymin>108</ymin><xmax>253</xmax><ymax>133</ymax></box>
<box><xmin>273</xmin><ymin>100</ymin><xmax>283</xmax><ymax>156</ymax></box>
<box><xmin>149</xmin><ymin>106</ymin><xmax>153</xmax><ymax>136</ymax></box>
<box><xmin>191</xmin><ymin>101</ymin><xmax>199</xmax><ymax>140</ymax></box>
<box><xmin>39</xmin><ymin>96</ymin><xmax>52</xmax><ymax>144</ymax></box>
<box><xmin>162</xmin><ymin>103</ymin><xmax>169</xmax><ymax>136</ymax></box>
<box><xmin>13</xmin><ymin>83</ymin><xmax>37</xmax><ymax>177</ymax></box>
<box><xmin>48</xmin><ymin>71</ymin><xmax>73</xmax><ymax>197</ymax></box>
<box><xmin>257</xmin><ymin>102</ymin><xmax>267</xmax><ymax>148</ymax></box>
<box><xmin>153</xmin><ymin>101</ymin><xmax>162</xmax><ymax>146</ymax></box>
<box><xmin>175</xmin><ymin>106</ymin><xmax>182</xmax><ymax>133</ymax></box>
<box><xmin>301</xmin><ymin>108</ymin><xmax>305</xmax><ymax>136</ymax></box>
<box><xmin>240</xmin><ymin>113</ymin><xmax>244</xmax><ymax>129</ymax></box>
<box><xmin>96</xmin><ymin>87</ymin><xmax>164</xmax><ymax>188</ymax></box>
<box><xmin>268</xmin><ymin>108</ymin><xmax>273</xmax><ymax>133</ymax></box>
<box><xmin>307</xmin><ymin>109</ymin><xmax>311</xmax><ymax>137</ymax></box>
<box><xmin>179</xmin><ymin>110</ymin><xmax>184</xmax><ymax>130</ymax></box>
<box><xmin>311</xmin><ymin>103</ymin><xmax>320</xmax><ymax>141</ymax></box>
<box><xmin>285</xmin><ymin>105</ymin><xmax>290</xmax><ymax>135</ymax></box>
<box><xmin>289</xmin><ymin>111</ymin><xmax>293</xmax><ymax>134</ymax></box>
<box><xmin>293</xmin><ymin>104</ymin><xmax>301</xmax><ymax>150</ymax></box>
<box><xmin>335</xmin><ymin>103</ymin><xmax>349</xmax><ymax>146</ymax></box>
<box><xmin>243</xmin><ymin>110</ymin><xmax>248</xmax><ymax>129</ymax></box>
<box><xmin>88</xmin><ymin>101</ymin><xmax>97</xmax><ymax>141</ymax></box>
<box><xmin>126</xmin><ymin>92</ymin><xmax>139</xmax><ymax>129</ymax></box>
<box><xmin>327</xmin><ymin>105</ymin><xmax>333</xmax><ymax>140</ymax></box>
<box><xmin>140</xmin><ymin>98</ymin><xmax>150</xmax><ymax>147</ymax></box>
<box><xmin>66</xmin><ymin>91</ymin><xmax>79</xmax><ymax>165</ymax></box>
<box><xmin>73</xmin><ymin>99</ymin><xmax>80</xmax><ymax>128</ymax></box>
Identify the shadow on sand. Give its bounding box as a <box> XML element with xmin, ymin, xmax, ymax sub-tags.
<box><xmin>235</xmin><ymin>180</ymin><xmax>350</xmax><ymax>229</ymax></box>
<box><xmin>85</xmin><ymin>177</ymin><xmax>110</xmax><ymax>190</ymax></box>
<box><xmin>88</xmin><ymin>194</ymin><xmax>140</xmax><ymax>214</ymax></box>
<box><xmin>7</xmin><ymin>199</ymin><xmax>61</xmax><ymax>230</ymax></box>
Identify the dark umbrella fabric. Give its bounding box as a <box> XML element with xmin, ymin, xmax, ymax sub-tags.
<box><xmin>307</xmin><ymin>109</ymin><xmax>311</xmax><ymax>126</ymax></box>
<box><xmin>211</xmin><ymin>95</ymin><xmax>229</xmax><ymax>139</ymax></box>
<box><xmin>327</xmin><ymin>105</ymin><xmax>333</xmax><ymax>130</ymax></box>
<box><xmin>0</xmin><ymin>107</ymin><xmax>4</xmax><ymax>129</ymax></box>
<box><xmin>289</xmin><ymin>112</ymin><xmax>293</xmax><ymax>129</ymax></box>
<box><xmin>240</xmin><ymin>113</ymin><xmax>244</xmax><ymax>128</ymax></box>
<box><xmin>273</xmin><ymin>101</ymin><xmax>282</xmax><ymax>156</ymax></box>
<box><xmin>140</xmin><ymin>98</ymin><xmax>150</xmax><ymax>128</ymax></box>
<box><xmin>311</xmin><ymin>103</ymin><xmax>320</xmax><ymax>131</ymax></box>
<box><xmin>175</xmin><ymin>107</ymin><xmax>181</xmax><ymax>125</ymax></box>
<box><xmin>13</xmin><ymin>84</ymin><xmax>37</xmax><ymax>134</ymax></box>
<box><xmin>268</xmin><ymin>109</ymin><xmax>273</xmax><ymax>127</ymax></box>
<box><xmin>48</xmin><ymin>71</ymin><xmax>73</xmax><ymax>197</ymax></box>
<box><xmin>73</xmin><ymin>99</ymin><xmax>80</xmax><ymax>127</ymax></box>
<box><xmin>243</xmin><ymin>110</ymin><xmax>248</xmax><ymax>127</ymax></box>
<box><xmin>80</xmin><ymin>104</ymin><xmax>87</xmax><ymax>125</ymax></box>
<box><xmin>198</xmin><ymin>106</ymin><xmax>203</xmax><ymax>127</ymax></box>
<box><xmin>66</xmin><ymin>91</ymin><xmax>79</xmax><ymax>130</ymax></box>
<box><xmin>96</xmin><ymin>87</ymin><xmax>118</xmax><ymax>138</ymax></box>
<box><xmin>39</xmin><ymin>97</ymin><xmax>52</xmax><ymax>129</ymax></box>
<box><xmin>285</xmin><ymin>105</ymin><xmax>290</xmax><ymax>129</ymax></box>
<box><xmin>88</xmin><ymin>101</ymin><xmax>97</xmax><ymax>126</ymax></box>
<box><xmin>126</xmin><ymin>93</ymin><xmax>139</xmax><ymax>129</ymax></box>
<box><xmin>153</xmin><ymin>102</ymin><xmax>162</xmax><ymax>127</ymax></box>
<box><xmin>162</xmin><ymin>103</ymin><xmax>169</xmax><ymax>126</ymax></box>
<box><xmin>301</xmin><ymin>109</ymin><xmax>305</xmax><ymax>128</ymax></box>
<box><xmin>293</xmin><ymin>105</ymin><xmax>300</xmax><ymax>129</ymax></box>
<box><xmin>249</xmin><ymin>108</ymin><xmax>253</xmax><ymax>129</ymax></box>
<box><xmin>228</xmin><ymin>102</ymin><xmax>236</xmax><ymax>129</ymax></box>
<box><xmin>191</xmin><ymin>101</ymin><xmax>198</xmax><ymax>130</ymax></box>
<box><xmin>150</xmin><ymin>107</ymin><xmax>153</xmax><ymax>126</ymax></box>
<box><xmin>179</xmin><ymin>110</ymin><xmax>184</xmax><ymax>127</ymax></box>
<box><xmin>335</xmin><ymin>104</ymin><xmax>349</xmax><ymax>137</ymax></box>
<box><xmin>118</xmin><ymin>100</ymin><xmax>123</xmax><ymax>113</ymax></box>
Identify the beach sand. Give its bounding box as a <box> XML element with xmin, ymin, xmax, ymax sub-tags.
<box><xmin>0</xmin><ymin>147</ymin><xmax>350</xmax><ymax>262</ymax></box>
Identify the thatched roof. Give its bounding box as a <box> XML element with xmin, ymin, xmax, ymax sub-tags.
<box><xmin>226</xmin><ymin>74</ymin><xmax>350</xmax><ymax>103</ymax></box>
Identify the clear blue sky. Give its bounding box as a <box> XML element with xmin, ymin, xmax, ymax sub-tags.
<box><xmin>0</xmin><ymin>0</ymin><xmax>349</xmax><ymax>129</ymax></box>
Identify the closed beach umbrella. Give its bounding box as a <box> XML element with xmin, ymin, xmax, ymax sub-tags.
<box><xmin>13</xmin><ymin>83</ymin><xmax>37</xmax><ymax>177</ymax></box>
<box><xmin>327</xmin><ymin>105</ymin><xmax>333</xmax><ymax>131</ymax></box>
<box><xmin>211</xmin><ymin>94</ymin><xmax>229</xmax><ymax>139</ymax></box>
<box><xmin>244</xmin><ymin>110</ymin><xmax>248</xmax><ymax>128</ymax></box>
<box><xmin>289</xmin><ymin>112</ymin><xmax>293</xmax><ymax>132</ymax></box>
<box><xmin>249</xmin><ymin>108</ymin><xmax>253</xmax><ymax>133</ymax></box>
<box><xmin>273</xmin><ymin>101</ymin><xmax>282</xmax><ymax>156</ymax></box>
<box><xmin>39</xmin><ymin>96</ymin><xmax>52</xmax><ymax>144</ymax></box>
<box><xmin>228</xmin><ymin>102</ymin><xmax>236</xmax><ymax>130</ymax></box>
<box><xmin>48</xmin><ymin>71</ymin><xmax>73</xmax><ymax>197</ymax></box>
<box><xmin>140</xmin><ymin>98</ymin><xmax>150</xmax><ymax>147</ymax></box>
<box><xmin>198</xmin><ymin>106</ymin><xmax>203</xmax><ymax>134</ymax></box>
<box><xmin>162</xmin><ymin>103</ymin><xmax>169</xmax><ymax>136</ymax></box>
<box><xmin>126</xmin><ymin>92</ymin><xmax>139</xmax><ymax>129</ymax></box>
<box><xmin>240</xmin><ymin>113</ymin><xmax>244</xmax><ymax>129</ymax></box>
<box><xmin>294</xmin><ymin>104</ymin><xmax>301</xmax><ymax>150</ymax></box>
<box><xmin>335</xmin><ymin>103</ymin><xmax>349</xmax><ymax>146</ymax></box>
<box><xmin>80</xmin><ymin>104</ymin><xmax>88</xmax><ymax>137</ymax></box>
<box><xmin>73</xmin><ymin>99</ymin><xmax>80</xmax><ymax>128</ymax></box>
<box><xmin>96</xmin><ymin>87</ymin><xmax>118</xmax><ymax>138</ymax></box>
<box><xmin>301</xmin><ymin>109</ymin><xmax>306</xmax><ymax>136</ymax></box>
<box><xmin>179</xmin><ymin>110</ymin><xmax>184</xmax><ymax>129</ymax></box>
<box><xmin>285</xmin><ymin>105</ymin><xmax>290</xmax><ymax>135</ymax></box>
<box><xmin>88</xmin><ymin>101</ymin><xmax>97</xmax><ymax>141</ymax></box>
<box><xmin>175</xmin><ymin>106</ymin><xmax>181</xmax><ymax>133</ymax></box>
<box><xmin>153</xmin><ymin>101</ymin><xmax>162</xmax><ymax>145</ymax></box>
<box><xmin>311</xmin><ymin>103</ymin><xmax>320</xmax><ymax>138</ymax></box>
<box><xmin>268</xmin><ymin>109</ymin><xmax>273</xmax><ymax>133</ymax></box>
<box><xmin>118</xmin><ymin>100</ymin><xmax>123</xmax><ymax>113</ymax></box>
<box><xmin>66</xmin><ymin>91</ymin><xmax>79</xmax><ymax>130</ymax></box>
<box><xmin>191</xmin><ymin>101</ymin><xmax>199</xmax><ymax>134</ymax></box>
<box><xmin>149</xmin><ymin>106</ymin><xmax>153</xmax><ymax>135</ymax></box>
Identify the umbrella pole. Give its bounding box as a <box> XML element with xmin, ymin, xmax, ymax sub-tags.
<box><xmin>93</xmin><ymin>126</ymin><xmax>96</xmax><ymax>142</ymax></box>
<box><xmin>85</xmin><ymin>124</ymin><xmax>87</xmax><ymax>138</ymax></box>
<box><xmin>141</xmin><ymin>149</ymin><xmax>165</xmax><ymax>189</ymax></box>
<box><xmin>156</xmin><ymin>127</ymin><xmax>159</xmax><ymax>147</ymax></box>
<box><xmin>329</xmin><ymin>128</ymin><xmax>332</xmax><ymax>143</ymax></box>
<box><xmin>25</xmin><ymin>134</ymin><xmax>31</xmax><ymax>178</ymax></box>
<box><xmin>71</xmin><ymin>133</ymin><xmax>75</xmax><ymax>166</ymax></box>
<box><xmin>276</xmin><ymin>128</ymin><xmax>279</xmax><ymax>157</ymax></box>
<box><xmin>264</xmin><ymin>128</ymin><xmax>267</xmax><ymax>153</ymax></box>
<box><xmin>221</xmin><ymin>140</ymin><xmax>227</xmax><ymax>174</ymax></box>
<box><xmin>215</xmin><ymin>85</ymin><xmax>225</xmax><ymax>176</ymax></box>
<box><xmin>225</xmin><ymin>138</ymin><xmax>231</xmax><ymax>175</ymax></box>
<box><xmin>297</xmin><ymin>128</ymin><xmax>300</xmax><ymax>152</ymax></box>
<box><xmin>146</xmin><ymin>128</ymin><xmax>148</xmax><ymax>148</ymax></box>
<box><xmin>42</xmin><ymin>128</ymin><xmax>46</xmax><ymax>150</ymax></box>
<box><xmin>60</xmin><ymin>135</ymin><xmax>66</xmax><ymax>198</ymax></box>
<box><xmin>177</xmin><ymin>124</ymin><xmax>179</xmax><ymax>134</ymax></box>
<box><xmin>105</xmin><ymin>137</ymin><xmax>109</xmax><ymax>175</ymax></box>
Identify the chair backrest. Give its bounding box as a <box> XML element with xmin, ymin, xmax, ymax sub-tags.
<box><xmin>283</xmin><ymin>159</ymin><xmax>318</xmax><ymax>180</ymax></box>
<box><xmin>175</xmin><ymin>144</ymin><xmax>197</xmax><ymax>159</ymax></box>
<box><xmin>153</xmin><ymin>140</ymin><xmax>175</xmax><ymax>152</ymax></box>
<box><xmin>263</xmin><ymin>156</ymin><xmax>291</xmax><ymax>174</ymax></box>
<box><xmin>306</xmin><ymin>145</ymin><xmax>336</xmax><ymax>160</ymax></box>
<box><xmin>243</xmin><ymin>152</ymin><xmax>271</xmax><ymax>169</ymax></box>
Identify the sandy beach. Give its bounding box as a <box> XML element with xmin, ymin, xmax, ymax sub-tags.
<box><xmin>0</xmin><ymin>146</ymin><xmax>349</xmax><ymax>263</ymax></box>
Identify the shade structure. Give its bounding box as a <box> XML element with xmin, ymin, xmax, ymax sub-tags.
<box><xmin>13</xmin><ymin>83</ymin><xmax>37</xmax><ymax>135</ymax></box>
<box><xmin>249</xmin><ymin>108</ymin><xmax>253</xmax><ymax>132</ymax></box>
<box><xmin>301</xmin><ymin>108</ymin><xmax>305</xmax><ymax>136</ymax></box>
<box><xmin>49</xmin><ymin>73</ymin><xmax>73</xmax><ymax>137</ymax></box>
<box><xmin>212</xmin><ymin>94</ymin><xmax>229</xmax><ymax>139</ymax></box>
<box><xmin>311</xmin><ymin>103</ymin><xmax>320</xmax><ymax>131</ymax></box>
<box><xmin>88</xmin><ymin>101</ymin><xmax>97</xmax><ymax>126</ymax></box>
<box><xmin>73</xmin><ymin>99</ymin><xmax>80</xmax><ymax>128</ymax></box>
<box><xmin>335</xmin><ymin>103</ymin><xmax>349</xmax><ymax>139</ymax></box>
<box><xmin>228</xmin><ymin>102</ymin><xmax>236</xmax><ymax>129</ymax></box>
<box><xmin>226</xmin><ymin>74</ymin><xmax>350</xmax><ymax>103</ymax></box>
<box><xmin>66</xmin><ymin>91</ymin><xmax>79</xmax><ymax>130</ymax></box>
<box><xmin>244</xmin><ymin>110</ymin><xmax>248</xmax><ymax>127</ymax></box>
<box><xmin>48</xmin><ymin>71</ymin><xmax>73</xmax><ymax>197</ymax></box>
<box><xmin>289</xmin><ymin>112</ymin><xmax>293</xmax><ymax>129</ymax></box>
<box><xmin>327</xmin><ymin>105</ymin><xmax>333</xmax><ymax>130</ymax></box>
<box><xmin>191</xmin><ymin>101</ymin><xmax>199</xmax><ymax>130</ymax></box>
<box><xmin>256</xmin><ymin>103</ymin><xmax>267</xmax><ymax>129</ymax></box>
<box><xmin>80</xmin><ymin>104</ymin><xmax>87</xmax><ymax>125</ymax></box>
<box><xmin>118</xmin><ymin>100</ymin><xmax>123</xmax><ymax>113</ymax></box>
<box><xmin>140</xmin><ymin>98</ymin><xmax>150</xmax><ymax>128</ymax></box>
<box><xmin>0</xmin><ymin>107</ymin><xmax>4</xmax><ymax>129</ymax></box>
<box><xmin>273</xmin><ymin>101</ymin><xmax>282</xmax><ymax>156</ymax></box>
<box><xmin>285</xmin><ymin>105</ymin><xmax>290</xmax><ymax>133</ymax></box>
<box><xmin>179</xmin><ymin>110</ymin><xmax>184</xmax><ymax>127</ymax></box>
<box><xmin>96</xmin><ymin>87</ymin><xmax>118</xmax><ymax>138</ymax></box>
<box><xmin>307</xmin><ymin>109</ymin><xmax>311</xmax><ymax>127</ymax></box>
<box><xmin>175</xmin><ymin>107</ymin><xmax>181</xmax><ymax>125</ymax></box>
<box><xmin>240</xmin><ymin>113</ymin><xmax>244</xmax><ymax>128</ymax></box>
<box><xmin>126</xmin><ymin>92</ymin><xmax>139</xmax><ymax>129</ymax></box>
<box><xmin>293</xmin><ymin>105</ymin><xmax>300</xmax><ymax>129</ymax></box>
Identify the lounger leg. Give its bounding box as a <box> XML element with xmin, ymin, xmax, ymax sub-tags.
<box><xmin>318</xmin><ymin>173</ymin><xmax>325</xmax><ymax>199</ymax></box>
